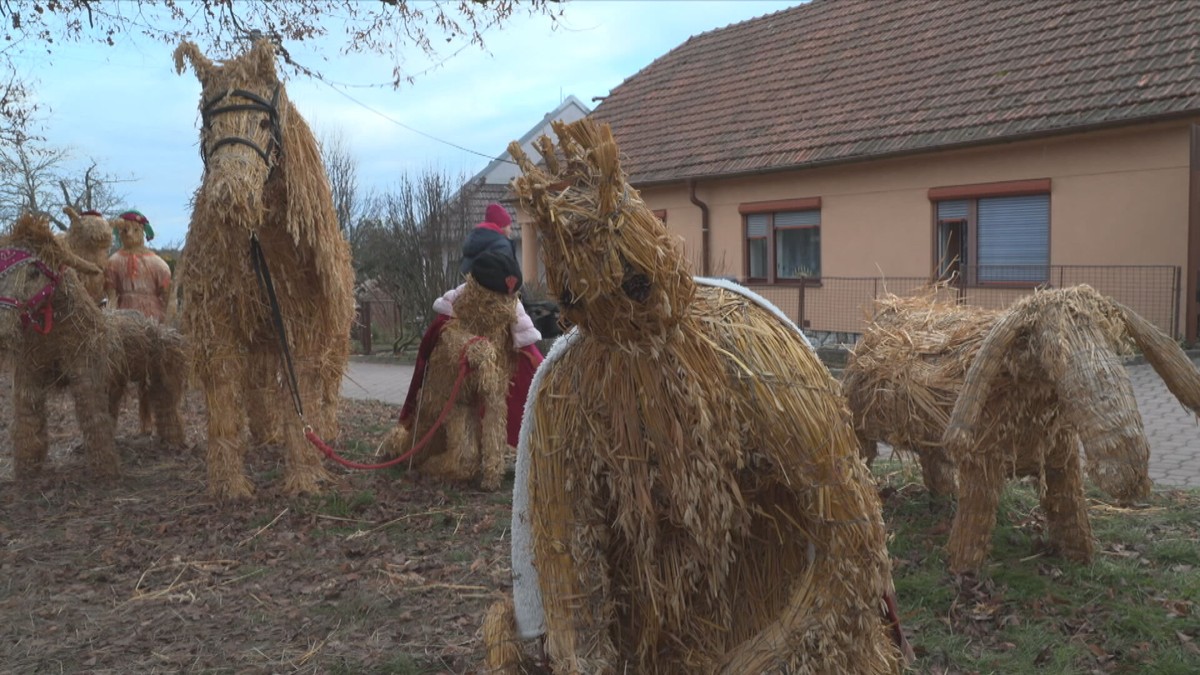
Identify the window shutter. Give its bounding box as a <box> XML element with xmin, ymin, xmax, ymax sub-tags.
<box><xmin>774</xmin><ymin>210</ymin><xmax>820</xmax><ymax>227</ymax></box>
<box><xmin>977</xmin><ymin>194</ymin><xmax>1049</xmax><ymax>282</ymax></box>
<box><xmin>746</xmin><ymin>213</ymin><xmax>769</xmax><ymax>237</ymax></box>
<box><xmin>937</xmin><ymin>200</ymin><xmax>969</xmax><ymax>220</ymax></box>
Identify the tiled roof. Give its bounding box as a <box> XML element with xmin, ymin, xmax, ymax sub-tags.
<box><xmin>590</xmin><ymin>0</ymin><xmax>1200</xmax><ymax>185</ymax></box>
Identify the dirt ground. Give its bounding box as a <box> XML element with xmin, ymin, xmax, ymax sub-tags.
<box><xmin>0</xmin><ymin>370</ymin><xmax>519</xmax><ymax>674</ymax></box>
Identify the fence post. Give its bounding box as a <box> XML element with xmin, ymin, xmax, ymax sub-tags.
<box><xmin>797</xmin><ymin>280</ymin><xmax>807</xmax><ymax>329</ymax></box>
<box><xmin>360</xmin><ymin>302</ymin><xmax>373</xmax><ymax>355</ymax></box>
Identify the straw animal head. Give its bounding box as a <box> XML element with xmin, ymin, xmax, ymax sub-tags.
<box><xmin>508</xmin><ymin>119</ymin><xmax>694</xmax><ymax>348</ymax></box>
<box><xmin>0</xmin><ymin>213</ymin><xmax>101</xmax><ymax>340</ymax></box>
<box><xmin>174</xmin><ymin>38</ymin><xmax>285</xmax><ymax>231</ymax></box>
<box><xmin>62</xmin><ymin>206</ymin><xmax>114</xmax><ymax>252</ymax></box>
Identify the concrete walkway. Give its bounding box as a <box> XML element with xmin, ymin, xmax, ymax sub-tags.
<box><xmin>343</xmin><ymin>358</ymin><xmax>1200</xmax><ymax>489</ymax></box>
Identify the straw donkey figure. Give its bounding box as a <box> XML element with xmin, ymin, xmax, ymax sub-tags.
<box><xmin>59</xmin><ymin>206</ymin><xmax>113</xmax><ymax>304</ymax></box>
<box><xmin>0</xmin><ymin>213</ymin><xmax>186</xmax><ymax>481</ymax></box>
<box><xmin>379</xmin><ymin>260</ymin><xmax>518</xmax><ymax>491</ymax></box>
<box><xmin>174</xmin><ymin>39</ymin><xmax>354</xmax><ymax>500</ymax></box>
<box><xmin>482</xmin><ymin>119</ymin><xmax>905</xmax><ymax>674</ymax></box>
<box><xmin>845</xmin><ymin>286</ymin><xmax>1200</xmax><ymax>574</ymax></box>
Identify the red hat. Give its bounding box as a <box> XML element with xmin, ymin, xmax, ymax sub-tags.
<box><xmin>485</xmin><ymin>203</ymin><xmax>512</xmax><ymax>228</ymax></box>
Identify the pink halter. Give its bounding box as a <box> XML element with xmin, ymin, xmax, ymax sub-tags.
<box><xmin>0</xmin><ymin>247</ymin><xmax>61</xmax><ymax>334</ymax></box>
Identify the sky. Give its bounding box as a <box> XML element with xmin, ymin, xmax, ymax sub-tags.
<box><xmin>9</xmin><ymin>1</ymin><xmax>805</xmax><ymax>247</ymax></box>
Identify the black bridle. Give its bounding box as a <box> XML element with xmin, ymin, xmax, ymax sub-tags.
<box><xmin>199</xmin><ymin>84</ymin><xmax>283</xmax><ymax>168</ymax></box>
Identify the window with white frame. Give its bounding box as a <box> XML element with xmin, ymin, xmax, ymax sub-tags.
<box><xmin>745</xmin><ymin>209</ymin><xmax>821</xmax><ymax>281</ymax></box>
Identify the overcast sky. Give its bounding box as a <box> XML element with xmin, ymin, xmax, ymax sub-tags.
<box><xmin>10</xmin><ymin>1</ymin><xmax>804</xmax><ymax>246</ymax></box>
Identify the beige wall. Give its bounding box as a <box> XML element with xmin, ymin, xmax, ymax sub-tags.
<box><xmin>637</xmin><ymin>120</ymin><xmax>1195</xmax><ymax>336</ymax></box>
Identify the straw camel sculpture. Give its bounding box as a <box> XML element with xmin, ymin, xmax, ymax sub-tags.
<box><xmin>482</xmin><ymin>119</ymin><xmax>905</xmax><ymax>674</ymax></box>
<box><xmin>106</xmin><ymin>211</ymin><xmax>174</xmax><ymax>324</ymax></box>
<box><xmin>0</xmin><ymin>213</ymin><xmax>187</xmax><ymax>481</ymax></box>
<box><xmin>59</xmin><ymin>206</ymin><xmax>113</xmax><ymax>304</ymax></box>
<box><xmin>379</xmin><ymin>256</ymin><xmax>520</xmax><ymax>491</ymax></box>
<box><xmin>174</xmin><ymin>38</ymin><xmax>355</xmax><ymax>499</ymax></box>
<box><xmin>844</xmin><ymin>286</ymin><xmax>1200</xmax><ymax>574</ymax></box>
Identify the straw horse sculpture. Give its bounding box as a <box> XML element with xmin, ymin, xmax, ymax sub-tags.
<box><xmin>482</xmin><ymin>119</ymin><xmax>905</xmax><ymax>674</ymax></box>
<box><xmin>380</xmin><ymin>261</ymin><xmax>520</xmax><ymax>491</ymax></box>
<box><xmin>174</xmin><ymin>39</ymin><xmax>354</xmax><ymax>499</ymax></box>
<box><xmin>59</xmin><ymin>206</ymin><xmax>113</xmax><ymax>304</ymax></box>
<box><xmin>845</xmin><ymin>287</ymin><xmax>1200</xmax><ymax>574</ymax></box>
<box><xmin>0</xmin><ymin>213</ymin><xmax>186</xmax><ymax>481</ymax></box>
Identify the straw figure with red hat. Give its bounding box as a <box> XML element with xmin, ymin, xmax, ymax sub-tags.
<box><xmin>390</xmin><ymin>202</ymin><xmax>545</xmax><ymax>472</ymax></box>
<box><xmin>105</xmin><ymin>209</ymin><xmax>174</xmax><ymax>324</ymax></box>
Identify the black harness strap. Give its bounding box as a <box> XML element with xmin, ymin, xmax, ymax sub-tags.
<box><xmin>249</xmin><ymin>232</ymin><xmax>305</xmax><ymax>420</ymax></box>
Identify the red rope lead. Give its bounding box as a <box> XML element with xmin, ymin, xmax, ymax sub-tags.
<box><xmin>306</xmin><ymin>336</ymin><xmax>488</xmax><ymax>471</ymax></box>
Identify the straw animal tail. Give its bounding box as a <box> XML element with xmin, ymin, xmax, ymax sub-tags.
<box><xmin>1119</xmin><ymin>302</ymin><xmax>1200</xmax><ymax>414</ymax></box>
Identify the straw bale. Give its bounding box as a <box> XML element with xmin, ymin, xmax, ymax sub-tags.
<box><xmin>1</xmin><ymin>213</ymin><xmax>186</xmax><ymax>482</ymax></box>
<box><xmin>380</xmin><ymin>276</ymin><xmax>516</xmax><ymax>490</ymax></box>
<box><xmin>487</xmin><ymin>119</ymin><xmax>903</xmax><ymax>673</ymax></box>
<box><xmin>174</xmin><ymin>39</ymin><xmax>355</xmax><ymax>500</ymax></box>
<box><xmin>59</xmin><ymin>206</ymin><xmax>113</xmax><ymax>304</ymax></box>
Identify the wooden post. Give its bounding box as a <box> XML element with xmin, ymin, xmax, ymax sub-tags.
<box><xmin>360</xmin><ymin>301</ymin><xmax>373</xmax><ymax>355</ymax></box>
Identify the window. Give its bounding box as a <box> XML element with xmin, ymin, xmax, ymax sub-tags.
<box><xmin>741</xmin><ymin>198</ymin><xmax>821</xmax><ymax>282</ymax></box>
<box><xmin>931</xmin><ymin>180</ymin><xmax>1050</xmax><ymax>285</ymax></box>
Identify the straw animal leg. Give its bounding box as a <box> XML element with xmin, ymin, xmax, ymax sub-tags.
<box><xmin>72</xmin><ymin>366</ymin><xmax>120</xmax><ymax>479</ymax></box>
<box><xmin>1041</xmin><ymin>428</ymin><xmax>1093</xmax><ymax>563</ymax></box>
<box><xmin>202</xmin><ymin>371</ymin><xmax>255</xmax><ymax>500</ymax></box>
<box><xmin>918</xmin><ymin>446</ymin><xmax>958</xmax><ymax>498</ymax></box>
<box><xmin>279</xmin><ymin>364</ymin><xmax>334</xmax><ymax>496</ymax></box>
<box><xmin>151</xmin><ymin>359</ymin><xmax>186</xmax><ymax>449</ymax></box>
<box><xmin>137</xmin><ymin>379</ymin><xmax>154</xmax><ymax>436</ymax></box>
<box><xmin>12</xmin><ymin>366</ymin><xmax>51</xmax><ymax>480</ymax></box>
<box><xmin>477</xmin><ymin>363</ymin><xmax>507</xmax><ymax>491</ymax></box>
<box><xmin>319</xmin><ymin>341</ymin><xmax>348</xmax><ymax>440</ymax></box>
<box><xmin>482</xmin><ymin>596</ymin><xmax>522</xmax><ymax>674</ymax></box>
<box><xmin>246</xmin><ymin>351</ymin><xmax>283</xmax><ymax>447</ymax></box>
<box><xmin>947</xmin><ymin>453</ymin><xmax>1006</xmax><ymax>574</ymax></box>
<box><xmin>856</xmin><ymin>430</ymin><xmax>879</xmax><ymax>467</ymax></box>
<box><xmin>530</xmin><ymin>437</ymin><xmax>619</xmax><ymax>673</ymax></box>
<box><xmin>425</xmin><ymin>404</ymin><xmax>478</xmax><ymax>483</ymax></box>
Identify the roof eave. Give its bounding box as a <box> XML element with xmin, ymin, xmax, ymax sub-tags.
<box><xmin>629</xmin><ymin>109</ymin><xmax>1200</xmax><ymax>188</ymax></box>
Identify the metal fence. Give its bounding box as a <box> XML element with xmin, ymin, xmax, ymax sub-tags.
<box><xmin>742</xmin><ymin>264</ymin><xmax>1181</xmax><ymax>344</ymax></box>
<box><xmin>354</xmin><ymin>264</ymin><xmax>1182</xmax><ymax>353</ymax></box>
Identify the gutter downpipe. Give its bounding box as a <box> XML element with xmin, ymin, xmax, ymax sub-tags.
<box><xmin>689</xmin><ymin>178</ymin><xmax>711</xmax><ymax>277</ymax></box>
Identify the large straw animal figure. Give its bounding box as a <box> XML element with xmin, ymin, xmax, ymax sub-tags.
<box><xmin>845</xmin><ymin>287</ymin><xmax>1200</xmax><ymax>574</ymax></box>
<box><xmin>483</xmin><ymin>119</ymin><xmax>904</xmax><ymax>674</ymax></box>
<box><xmin>59</xmin><ymin>206</ymin><xmax>113</xmax><ymax>304</ymax></box>
<box><xmin>0</xmin><ymin>213</ymin><xmax>186</xmax><ymax>481</ymax></box>
<box><xmin>379</xmin><ymin>254</ymin><xmax>520</xmax><ymax>491</ymax></box>
<box><xmin>174</xmin><ymin>39</ymin><xmax>354</xmax><ymax>499</ymax></box>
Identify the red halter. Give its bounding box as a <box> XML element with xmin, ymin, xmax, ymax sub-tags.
<box><xmin>0</xmin><ymin>247</ymin><xmax>61</xmax><ymax>335</ymax></box>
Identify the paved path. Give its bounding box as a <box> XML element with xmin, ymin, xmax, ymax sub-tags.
<box><xmin>343</xmin><ymin>358</ymin><xmax>1200</xmax><ymax>489</ymax></box>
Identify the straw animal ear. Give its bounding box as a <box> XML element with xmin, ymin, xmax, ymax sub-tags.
<box><xmin>62</xmin><ymin>206</ymin><xmax>81</xmax><ymax>225</ymax></box>
<box><xmin>174</xmin><ymin>40</ymin><xmax>215</xmax><ymax>82</ymax></box>
<box><xmin>249</xmin><ymin>38</ymin><xmax>279</xmax><ymax>82</ymax></box>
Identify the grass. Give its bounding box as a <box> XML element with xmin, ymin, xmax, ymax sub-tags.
<box><xmin>877</xmin><ymin>460</ymin><xmax>1200</xmax><ymax>674</ymax></box>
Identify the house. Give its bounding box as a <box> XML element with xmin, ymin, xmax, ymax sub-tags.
<box><xmin>456</xmin><ymin>94</ymin><xmax>590</xmax><ymax>280</ymax></box>
<box><xmin>531</xmin><ymin>0</ymin><xmax>1200</xmax><ymax>342</ymax></box>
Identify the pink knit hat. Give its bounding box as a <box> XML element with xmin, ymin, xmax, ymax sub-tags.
<box><xmin>485</xmin><ymin>203</ymin><xmax>512</xmax><ymax>228</ymax></box>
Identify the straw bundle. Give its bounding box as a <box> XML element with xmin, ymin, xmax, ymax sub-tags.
<box><xmin>486</xmin><ymin>119</ymin><xmax>903</xmax><ymax>673</ymax></box>
<box><xmin>843</xmin><ymin>287</ymin><xmax>991</xmax><ymax>497</ymax></box>
<box><xmin>59</xmin><ymin>206</ymin><xmax>113</xmax><ymax>304</ymax></box>
<box><xmin>0</xmin><ymin>213</ymin><xmax>186</xmax><ymax>481</ymax></box>
<box><xmin>174</xmin><ymin>39</ymin><xmax>355</xmax><ymax>500</ymax></box>
<box><xmin>380</xmin><ymin>276</ymin><xmax>516</xmax><ymax>490</ymax></box>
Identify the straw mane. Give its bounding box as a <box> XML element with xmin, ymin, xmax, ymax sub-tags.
<box><xmin>0</xmin><ymin>213</ymin><xmax>186</xmax><ymax>482</ymax></box>
<box><xmin>845</xmin><ymin>284</ymin><xmax>1200</xmax><ymax>573</ymax></box>
<box><xmin>174</xmin><ymin>38</ymin><xmax>355</xmax><ymax>500</ymax></box>
<box><xmin>482</xmin><ymin>119</ymin><xmax>904</xmax><ymax>673</ymax></box>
